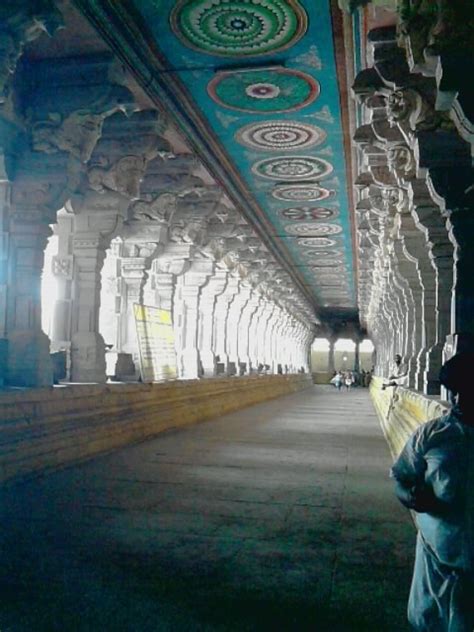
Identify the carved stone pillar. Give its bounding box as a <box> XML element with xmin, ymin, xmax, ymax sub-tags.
<box><xmin>70</xmin><ymin>231</ymin><xmax>110</xmax><ymax>383</ymax></box>
<box><xmin>198</xmin><ymin>269</ymin><xmax>227</xmax><ymax>377</ymax></box>
<box><xmin>213</xmin><ymin>275</ymin><xmax>240</xmax><ymax>375</ymax></box>
<box><xmin>264</xmin><ymin>301</ymin><xmax>276</xmax><ymax>373</ymax></box>
<box><xmin>270</xmin><ymin>307</ymin><xmax>285</xmax><ymax>373</ymax></box>
<box><xmin>226</xmin><ymin>283</ymin><xmax>252</xmax><ymax>376</ymax></box>
<box><xmin>174</xmin><ymin>258</ymin><xmax>213</xmax><ymax>380</ymax></box>
<box><xmin>447</xmin><ymin>210</ymin><xmax>474</xmax><ymax>338</ymax></box>
<box><xmin>237</xmin><ymin>291</ymin><xmax>260</xmax><ymax>375</ymax></box>
<box><xmin>49</xmin><ymin>213</ymin><xmax>74</xmax><ymax>358</ymax></box>
<box><xmin>247</xmin><ymin>296</ymin><xmax>265</xmax><ymax>372</ymax></box>
<box><xmin>328</xmin><ymin>336</ymin><xmax>336</xmax><ymax>373</ymax></box>
<box><xmin>6</xmin><ymin>201</ymin><xmax>53</xmax><ymax>386</ymax></box>
<box><xmin>255</xmin><ymin>299</ymin><xmax>273</xmax><ymax>372</ymax></box>
<box><xmin>354</xmin><ymin>340</ymin><xmax>360</xmax><ymax>373</ymax></box>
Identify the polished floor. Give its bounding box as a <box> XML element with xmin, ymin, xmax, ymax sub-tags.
<box><xmin>0</xmin><ymin>386</ymin><xmax>415</xmax><ymax>631</ymax></box>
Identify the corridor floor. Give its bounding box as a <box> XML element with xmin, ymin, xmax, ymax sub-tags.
<box><xmin>0</xmin><ymin>386</ymin><xmax>415</xmax><ymax>631</ymax></box>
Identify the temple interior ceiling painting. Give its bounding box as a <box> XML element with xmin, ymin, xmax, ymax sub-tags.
<box><xmin>76</xmin><ymin>0</ymin><xmax>359</xmax><ymax>325</ymax></box>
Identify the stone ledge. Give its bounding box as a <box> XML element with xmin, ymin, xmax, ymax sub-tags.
<box><xmin>0</xmin><ymin>374</ymin><xmax>312</xmax><ymax>484</ymax></box>
<box><xmin>370</xmin><ymin>376</ymin><xmax>449</xmax><ymax>459</ymax></box>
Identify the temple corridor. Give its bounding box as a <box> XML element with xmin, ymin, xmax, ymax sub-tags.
<box><xmin>1</xmin><ymin>386</ymin><xmax>414</xmax><ymax>632</ymax></box>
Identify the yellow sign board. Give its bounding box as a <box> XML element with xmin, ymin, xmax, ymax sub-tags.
<box><xmin>133</xmin><ymin>304</ymin><xmax>178</xmax><ymax>381</ymax></box>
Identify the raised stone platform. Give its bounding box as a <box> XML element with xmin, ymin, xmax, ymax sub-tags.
<box><xmin>370</xmin><ymin>377</ymin><xmax>449</xmax><ymax>458</ymax></box>
<box><xmin>0</xmin><ymin>374</ymin><xmax>311</xmax><ymax>484</ymax></box>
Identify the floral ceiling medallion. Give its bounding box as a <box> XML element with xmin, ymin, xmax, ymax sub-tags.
<box><xmin>272</xmin><ymin>183</ymin><xmax>334</xmax><ymax>202</ymax></box>
<box><xmin>252</xmin><ymin>156</ymin><xmax>333</xmax><ymax>180</ymax></box>
<box><xmin>297</xmin><ymin>237</ymin><xmax>336</xmax><ymax>248</ymax></box>
<box><xmin>302</xmin><ymin>249</ymin><xmax>343</xmax><ymax>259</ymax></box>
<box><xmin>170</xmin><ymin>0</ymin><xmax>307</xmax><ymax>57</ymax></box>
<box><xmin>235</xmin><ymin>121</ymin><xmax>326</xmax><ymax>152</ymax></box>
<box><xmin>208</xmin><ymin>68</ymin><xmax>319</xmax><ymax>113</ymax></box>
<box><xmin>284</xmin><ymin>223</ymin><xmax>342</xmax><ymax>237</ymax></box>
<box><xmin>278</xmin><ymin>207</ymin><xmax>339</xmax><ymax>221</ymax></box>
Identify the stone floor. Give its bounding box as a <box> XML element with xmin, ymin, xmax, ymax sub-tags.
<box><xmin>0</xmin><ymin>386</ymin><xmax>415</xmax><ymax>631</ymax></box>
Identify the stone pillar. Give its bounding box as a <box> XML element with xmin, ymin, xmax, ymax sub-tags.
<box><xmin>174</xmin><ymin>258</ymin><xmax>213</xmax><ymax>380</ymax></box>
<box><xmin>226</xmin><ymin>283</ymin><xmax>251</xmax><ymax>376</ymax></box>
<box><xmin>118</xmin><ymin>256</ymin><xmax>148</xmax><ymax>357</ymax></box>
<box><xmin>70</xmin><ymin>231</ymin><xmax>110</xmax><ymax>383</ymax></box>
<box><xmin>262</xmin><ymin>303</ymin><xmax>277</xmax><ymax>373</ymax></box>
<box><xmin>270</xmin><ymin>307</ymin><xmax>285</xmax><ymax>373</ymax></box>
<box><xmin>213</xmin><ymin>275</ymin><xmax>240</xmax><ymax>375</ymax></box>
<box><xmin>256</xmin><ymin>299</ymin><xmax>273</xmax><ymax>372</ymax></box>
<box><xmin>198</xmin><ymin>269</ymin><xmax>227</xmax><ymax>377</ymax></box>
<box><xmin>248</xmin><ymin>296</ymin><xmax>265</xmax><ymax>372</ymax></box>
<box><xmin>447</xmin><ymin>211</ymin><xmax>474</xmax><ymax>338</ymax></box>
<box><xmin>5</xmin><ymin>198</ymin><xmax>54</xmax><ymax>386</ymax></box>
<box><xmin>354</xmin><ymin>340</ymin><xmax>360</xmax><ymax>373</ymax></box>
<box><xmin>237</xmin><ymin>291</ymin><xmax>260</xmax><ymax>374</ymax></box>
<box><xmin>328</xmin><ymin>336</ymin><xmax>336</xmax><ymax>373</ymax></box>
<box><xmin>50</xmin><ymin>213</ymin><xmax>74</xmax><ymax>358</ymax></box>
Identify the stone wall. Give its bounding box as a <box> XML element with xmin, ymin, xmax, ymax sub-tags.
<box><xmin>370</xmin><ymin>377</ymin><xmax>448</xmax><ymax>459</ymax></box>
<box><xmin>0</xmin><ymin>374</ymin><xmax>312</xmax><ymax>484</ymax></box>
<box><xmin>312</xmin><ymin>371</ymin><xmax>333</xmax><ymax>384</ymax></box>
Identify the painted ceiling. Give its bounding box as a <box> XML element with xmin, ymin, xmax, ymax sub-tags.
<box><xmin>95</xmin><ymin>0</ymin><xmax>358</xmax><ymax>318</ymax></box>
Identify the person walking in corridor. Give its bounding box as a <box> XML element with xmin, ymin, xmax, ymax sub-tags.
<box><xmin>330</xmin><ymin>371</ymin><xmax>343</xmax><ymax>391</ymax></box>
<box><xmin>390</xmin><ymin>352</ymin><xmax>474</xmax><ymax>631</ymax></box>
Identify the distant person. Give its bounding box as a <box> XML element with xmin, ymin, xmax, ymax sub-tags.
<box><xmin>344</xmin><ymin>371</ymin><xmax>353</xmax><ymax>391</ymax></box>
<box><xmin>330</xmin><ymin>371</ymin><xmax>343</xmax><ymax>391</ymax></box>
<box><xmin>382</xmin><ymin>354</ymin><xmax>408</xmax><ymax>390</ymax></box>
<box><xmin>391</xmin><ymin>352</ymin><xmax>474</xmax><ymax>631</ymax></box>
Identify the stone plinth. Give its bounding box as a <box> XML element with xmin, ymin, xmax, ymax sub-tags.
<box><xmin>0</xmin><ymin>374</ymin><xmax>312</xmax><ymax>483</ymax></box>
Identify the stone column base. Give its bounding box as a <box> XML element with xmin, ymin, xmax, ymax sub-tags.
<box><xmin>6</xmin><ymin>330</ymin><xmax>53</xmax><ymax>387</ymax></box>
<box><xmin>71</xmin><ymin>332</ymin><xmax>107</xmax><ymax>383</ymax></box>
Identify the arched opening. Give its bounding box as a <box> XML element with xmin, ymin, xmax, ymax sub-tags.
<box><xmin>359</xmin><ymin>338</ymin><xmax>375</xmax><ymax>371</ymax></box>
<box><xmin>311</xmin><ymin>337</ymin><xmax>330</xmax><ymax>372</ymax></box>
<box><xmin>334</xmin><ymin>338</ymin><xmax>356</xmax><ymax>371</ymax></box>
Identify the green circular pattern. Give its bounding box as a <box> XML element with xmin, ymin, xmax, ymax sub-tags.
<box><xmin>208</xmin><ymin>68</ymin><xmax>319</xmax><ymax>113</ymax></box>
<box><xmin>252</xmin><ymin>156</ymin><xmax>333</xmax><ymax>181</ymax></box>
<box><xmin>170</xmin><ymin>0</ymin><xmax>307</xmax><ymax>57</ymax></box>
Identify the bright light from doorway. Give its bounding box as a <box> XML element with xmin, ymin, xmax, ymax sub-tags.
<box><xmin>41</xmin><ymin>234</ymin><xmax>59</xmax><ymax>337</ymax></box>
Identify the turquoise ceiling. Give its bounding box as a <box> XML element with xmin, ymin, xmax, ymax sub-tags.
<box><xmin>131</xmin><ymin>0</ymin><xmax>356</xmax><ymax>313</ymax></box>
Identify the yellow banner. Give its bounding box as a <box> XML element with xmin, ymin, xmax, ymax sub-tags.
<box><xmin>134</xmin><ymin>304</ymin><xmax>178</xmax><ymax>381</ymax></box>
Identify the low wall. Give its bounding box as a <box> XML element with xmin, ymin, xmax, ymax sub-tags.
<box><xmin>0</xmin><ymin>374</ymin><xmax>312</xmax><ymax>484</ymax></box>
<box><xmin>312</xmin><ymin>371</ymin><xmax>333</xmax><ymax>384</ymax></box>
<box><xmin>370</xmin><ymin>376</ymin><xmax>449</xmax><ymax>459</ymax></box>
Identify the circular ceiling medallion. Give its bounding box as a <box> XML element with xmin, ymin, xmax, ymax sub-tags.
<box><xmin>302</xmin><ymin>249</ymin><xmax>343</xmax><ymax>260</ymax></box>
<box><xmin>208</xmin><ymin>68</ymin><xmax>319</xmax><ymax>113</ymax></box>
<box><xmin>284</xmin><ymin>223</ymin><xmax>342</xmax><ymax>237</ymax></box>
<box><xmin>235</xmin><ymin>121</ymin><xmax>326</xmax><ymax>152</ymax></box>
<box><xmin>272</xmin><ymin>184</ymin><xmax>334</xmax><ymax>202</ymax></box>
<box><xmin>170</xmin><ymin>0</ymin><xmax>307</xmax><ymax>57</ymax></box>
<box><xmin>279</xmin><ymin>207</ymin><xmax>339</xmax><ymax>222</ymax></box>
<box><xmin>252</xmin><ymin>156</ymin><xmax>333</xmax><ymax>181</ymax></box>
<box><xmin>309</xmin><ymin>263</ymin><xmax>345</xmax><ymax>270</ymax></box>
<box><xmin>297</xmin><ymin>237</ymin><xmax>336</xmax><ymax>248</ymax></box>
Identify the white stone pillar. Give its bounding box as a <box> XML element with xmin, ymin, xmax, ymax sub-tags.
<box><xmin>70</xmin><ymin>231</ymin><xmax>110</xmax><ymax>383</ymax></box>
<box><xmin>174</xmin><ymin>258</ymin><xmax>214</xmax><ymax>380</ymax></box>
<box><xmin>248</xmin><ymin>297</ymin><xmax>265</xmax><ymax>372</ymax></box>
<box><xmin>226</xmin><ymin>282</ymin><xmax>252</xmax><ymax>376</ymax></box>
<box><xmin>237</xmin><ymin>291</ymin><xmax>260</xmax><ymax>375</ymax></box>
<box><xmin>118</xmin><ymin>256</ymin><xmax>148</xmax><ymax>356</ymax></box>
<box><xmin>50</xmin><ymin>213</ymin><xmax>74</xmax><ymax>356</ymax></box>
<box><xmin>213</xmin><ymin>274</ymin><xmax>240</xmax><ymax>375</ymax></box>
<box><xmin>198</xmin><ymin>269</ymin><xmax>227</xmax><ymax>377</ymax></box>
<box><xmin>6</xmin><ymin>199</ymin><xmax>53</xmax><ymax>386</ymax></box>
<box><xmin>262</xmin><ymin>302</ymin><xmax>277</xmax><ymax>373</ymax></box>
